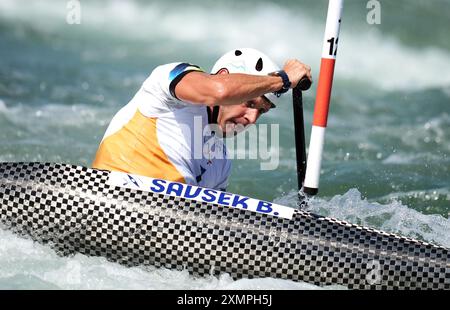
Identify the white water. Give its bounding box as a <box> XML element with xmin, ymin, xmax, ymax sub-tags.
<box><xmin>275</xmin><ymin>188</ymin><xmax>450</xmax><ymax>248</ymax></box>
<box><xmin>1</xmin><ymin>0</ymin><xmax>450</xmax><ymax>90</ymax></box>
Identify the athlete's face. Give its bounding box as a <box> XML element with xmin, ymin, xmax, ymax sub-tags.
<box><xmin>217</xmin><ymin>96</ymin><xmax>272</xmax><ymax>136</ymax></box>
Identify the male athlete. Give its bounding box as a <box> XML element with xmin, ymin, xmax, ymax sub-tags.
<box><xmin>93</xmin><ymin>48</ymin><xmax>311</xmax><ymax>190</ymax></box>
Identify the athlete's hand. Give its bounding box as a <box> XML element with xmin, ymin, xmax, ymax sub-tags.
<box><xmin>283</xmin><ymin>59</ymin><xmax>312</xmax><ymax>89</ymax></box>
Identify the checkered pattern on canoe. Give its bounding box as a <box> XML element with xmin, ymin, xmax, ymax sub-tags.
<box><xmin>0</xmin><ymin>162</ymin><xmax>449</xmax><ymax>289</ymax></box>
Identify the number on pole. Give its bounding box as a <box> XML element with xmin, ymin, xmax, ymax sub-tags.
<box><xmin>327</xmin><ymin>37</ymin><xmax>339</xmax><ymax>56</ymax></box>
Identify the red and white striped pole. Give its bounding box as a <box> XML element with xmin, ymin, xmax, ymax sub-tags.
<box><xmin>303</xmin><ymin>0</ymin><xmax>344</xmax><ymax>196</ymax></box>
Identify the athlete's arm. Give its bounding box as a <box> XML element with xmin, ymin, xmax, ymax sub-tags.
<box><xmin>174</xmin><ymin>60</ymin><xmax>311</xmax><ymax>106</ymax></box>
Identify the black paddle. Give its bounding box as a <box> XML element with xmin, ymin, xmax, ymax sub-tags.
<box><xmin>292</xmin><ymin>77</ymin><xmax>311</xmax><ymax>206</ymax></box>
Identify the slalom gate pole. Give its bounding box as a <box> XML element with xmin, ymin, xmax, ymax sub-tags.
<box><xmin>303</xmin><ymin>0</ymin><xmax>344</xmax><ymax>196</ymax></box>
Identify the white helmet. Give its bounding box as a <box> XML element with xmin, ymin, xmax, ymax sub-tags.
<box><xmin>211</xmin><ymin>48</ymin><xmax>287</xmax><ymax>105</ymax></box>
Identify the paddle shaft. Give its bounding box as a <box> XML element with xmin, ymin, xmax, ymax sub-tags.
<box><xmin>292</xmin><ymin>78</ymin><xmax>311</xmax><ymax>191</ymax></box>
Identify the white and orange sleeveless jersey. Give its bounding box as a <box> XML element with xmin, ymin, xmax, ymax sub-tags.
<box><xmin>93</xmin><ymin>63</ymin><xmax>231</xmax><ymax>190</ymax></box>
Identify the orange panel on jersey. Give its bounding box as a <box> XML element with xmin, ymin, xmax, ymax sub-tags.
<box><xmin>92</xmin><ymin>109</ymin><xmax>186</xmax><ymax>183</ymax></box>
